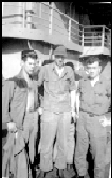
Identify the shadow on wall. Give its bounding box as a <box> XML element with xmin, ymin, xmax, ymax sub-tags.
<box><xmin>2</xmin><ymin>38</ymin><xmax>29</xmax><ymax>55</ymax></box>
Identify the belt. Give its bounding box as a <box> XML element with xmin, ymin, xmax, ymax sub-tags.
<box><xmin>80</xmin><ymin>108</ymin><xmax>100</xmax><ymax>117</ymax></box>
<box><xmin>86</xmin><ymin>112</ymin><xmax>99</xmax><ymax>117</ymax></box>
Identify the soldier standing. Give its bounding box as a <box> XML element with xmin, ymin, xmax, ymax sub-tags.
<box><xmin>2</xmin><ymin>50</ymin><xmax>39</xmax><ymax>178</ymax></box>
<box><xmin>38</xmin><ymin>45</ymin><xmax>76</xmax><ymax>178</ymax></box>
<box><xmin>75</xmin><ymin>56</ymin><xmax>111</xmax><ymax>178</ymax></box>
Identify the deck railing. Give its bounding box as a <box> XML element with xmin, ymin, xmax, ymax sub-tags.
<box><xmin>83</xmin><ymin>25</ymin><xmax>111</xmax><ymax>49</ymax></box>
<box><xmin>2</xmin><ymin>2</ymin><xmax>83</xmax><ymax>46</ymax></box>
<box><xmin>2</xmin><ymin>2</ymin><xmax>111</xmax><ymax>50</ymax></box>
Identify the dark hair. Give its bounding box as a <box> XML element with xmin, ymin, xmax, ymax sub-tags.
<box><xmin>65</xmin><ymin>61</ymin><xmax>74</xmax><ymax>71</ymax></box>
<box><xmin>21</xmin><ymin>50</ymin><xmax>38</xmax><ymax>61</ymax></box>
<box><xmin>86</xmin><ymin>56</ymin><xmax>102</xmax><ymax>66</ymax></box>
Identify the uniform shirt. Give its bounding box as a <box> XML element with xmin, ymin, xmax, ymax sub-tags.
<box><xmin>38</xmin><ymin>62</ymin><xmax>76</xmax><ymax>112</ymax></box>
<box><xmin>2</xmin><ymin>70</ymin><xmax>38</xmax><ymax>129</ymax></box>
<box><xmin>79</xmin><ymin>73</ymin><xmax>111</xmax><ymax>115</ymax></box>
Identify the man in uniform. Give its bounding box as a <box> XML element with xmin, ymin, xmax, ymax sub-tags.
<box><xmin>2</xmin><ymin>50</ymin><xmax>39</xmax><ymax>177</ymax></box>
<box><xmin>75</xmin><ymin>56</ymin><xmax>111</xmax><ymax>178</ymax></box>
<box><xmin>38</xmin><ymin>45</ymin><xmax>76</xmax><ymax>178</ymax></box>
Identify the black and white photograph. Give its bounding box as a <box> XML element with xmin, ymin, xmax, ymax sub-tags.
<box><xmin>2</xmin><ymin>2</ymin><xmax>111</xmax><ymax>178</ymax></box>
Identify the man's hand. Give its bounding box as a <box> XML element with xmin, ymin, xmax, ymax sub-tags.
<box><xmin>71</xmin><ymin>108</ymin><xmax>76</xmax><ymax>123</ymax></box>
<box><xmin>6</xmin><ymin>122</ymin><xmax>17</xmax><ymax>132</ymax></box>
<box><xmin>38</xmin><ymin>107</ymin><xmax>42</xmax><ymax>116</ymax></box>
<box><xmin>99</xmin><ymin>116</ymin><xmax>111</xmax><ymax>127</ymax></box>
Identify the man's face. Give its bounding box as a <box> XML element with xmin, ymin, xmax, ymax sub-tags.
<box><xmin>54</xmin><ymin>55</ymin><xmax>64</xmax><ymax>68</ymax></box>
<box><xmin>86</xmin><ymin>61</ymin><xmax>101</xmax><ymax>78</ymax></box>
<box><xmin>22</xmin><ymin>57</ymin><xmax>37</xmax><ymax>75</ymax></box>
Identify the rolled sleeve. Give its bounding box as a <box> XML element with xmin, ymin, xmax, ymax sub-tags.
<box><xmin>69</xmin><ymin>68</ymin><xmax>76</xmax><ymax>91</ymax></box>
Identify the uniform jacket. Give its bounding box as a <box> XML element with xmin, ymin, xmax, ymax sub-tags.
<box><xmin>2</xmin><ymin>70</ymin><xmax>38</xmax><ymax>129</ymax></box>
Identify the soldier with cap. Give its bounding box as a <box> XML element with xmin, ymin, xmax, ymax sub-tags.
<box><xmin>74</xmin><ymin>56</ymin><xmax>111</xmax><ymax>178</ymax></box>
<box><xmin>38</xmin><ymin>45</ymin><xmax>76</xmax><ymax>177</ymax></box>
<box><xmin>2</xmin><ymin>50</ymin><xmax>39</xmax><ymax>178</ymax></box>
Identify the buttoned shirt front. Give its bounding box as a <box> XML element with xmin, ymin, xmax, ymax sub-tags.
<box><xmin>79</xmin><ymin>73</ymin><xmax>111</xmax><ymax>115</ymax></box>
<box><xmin>38</xmin><ymin>62</ymin><xmax>76</xmax><ymax>112</ymax></box>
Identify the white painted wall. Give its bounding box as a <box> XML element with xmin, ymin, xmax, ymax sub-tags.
<box><xmin>2</xmin><ymin>52</ymin><xmax>21</xmax><ymax>78</ymax></box>
<box><xmin>2</xmin><ymin>39</ymin><xmax>51</xmax><ymax>78</ymax></box>
<box><xmin>2</xmin><ymin>2</ymin><xmax>4</xmax><ymax>15</ymax></box>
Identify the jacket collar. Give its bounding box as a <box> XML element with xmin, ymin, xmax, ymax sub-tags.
<box><xmin>15</xmin><ymin>70</ymin><xmax>28</xmax><ymax>88</ymax></box>
<box><xmin>52</xmin><ymin>62</ymin><xmax>68</xmax><ymax>78</ymax></box>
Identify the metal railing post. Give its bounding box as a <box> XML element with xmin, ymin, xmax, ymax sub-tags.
<box><xmin>82</xmin><ymin>26</ymin><xmax>84</xmax><ymax>47</ymax></box>
<box><xmin>69</xmin><ymin>18</ymin><xmax>71</xmax><ymax>41</ymax></box>
<box><xmin>49</xmin><ymin>2</ymin><xmax>53</xmax><ymax>35</ymax></box>
<box><xmin>2</xmin><ymin>2</ymin><xmax>4</xmax><ymax>16</ymax></box>
<box><xmin>26</xmin><ymin>2</ymin><xmax>33</xmax><ymax>29</ymax></box>
<box><xmin>102</xmin><ymin>25</ymin><xmax>105</xmax><ymax>47</ymax></box>
<box><xmin>39</xmin><ymin>2</ymin><xmax>41</xmax><ymax>18</ymax></box>
<box><xmin>22</xmin><ymin>2</ymin><xmax>25</xmax><ymax>28</ymax></box>
<box><xmin>109</xmin><ymin>31</ymin><xmax>111</xmax><ymax>54</ymax></box>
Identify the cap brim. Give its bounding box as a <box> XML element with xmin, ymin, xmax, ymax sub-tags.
<box><xmin>54</xmin><ymin>54</ymin><xmax>67</xmax><ymax>57</ymax></box>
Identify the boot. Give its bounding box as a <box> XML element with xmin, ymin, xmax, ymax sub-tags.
<box><xmin>45</xmin><ymin>168</ymin><xmax>59</xmax><ymax>178</ymax></box>
<box><xmin>58</xmin><ymin>169</ymin><xmax>64</xmax><ymax>178</ymax></box>
<box><xmin>67</xmin><ymin>164</ymin><xmax>76</xmax><ymax>178</ymax></box>
<box><xmin>38</xmin><ymin>171</ymin><xmax>45</xmax><ymax>178</ymax></box>
<box><xmin>76</xmin><ymin>174</ymin><xmax>89</xmax><ymax>178</ymax></box>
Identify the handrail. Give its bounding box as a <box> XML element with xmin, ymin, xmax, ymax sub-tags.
<box><xmin>46</xmin><ymin>3</ymin><xmax>79</xmax><ymax>25</ymax></box>
<box><xmin>105</xmin><ymin>26</ymin><xmax>111</xmax><ymax>31</ymax></box>
<box><xmin>2</xmin><ymin>3</ymin><xmax>23</xmax><ymax>7</ymax></box>
<box><xmin>84</xmin><ymin>41</ymin><xmax>103</xmax><ymax>43</ymax></box>
<box><xmin>40</xmin><ymin>2</ymin><xmax>86</xmax><ymax>29</ymax></box>
<box><xmin>83</xmin><ymin>25</ymin><xmax>105</xmax><ymax>28</ymax></box>
<box><xmin>84</xmin><ymin>37</ymin><xmax>103</xmax><ymax>40</ymax></box>
<box><xmin>2</xmin><ymin>2</ymin><xmax>111</xmax><ymax>51</ymax></box>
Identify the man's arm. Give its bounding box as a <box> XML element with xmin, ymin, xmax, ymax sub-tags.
<box><xmin>37</xmin><ymin>66</ymin><xmax>46</xmax><ymax>115</ymax></box>
<box><xmin>38</xmin><ymin>66</ymin><xmax>45</xmax><ymax>86</ymax></box>
<box><xmin>99</xmin><ymin>80</ymin><xmax>111</xmax><ymax>128</ymax></box>
<box><xmin>75</xmin><ymin>94</ymin><xmax>80</xmax><ymax>118</ymax></box>
<box><xmin>2</xmin><ymin>80</ymin><xmax>17</xmax><ymax>131</ymax></box>
<box><xmin>106</xmin><ymin>79</ymin><xmax>111</xmax><ymax>125</ymax></box>
<box><xmin>69</xmin><ymin>68</ymin><xmax>76</xmax><ymax>119</ymax></box>
<box><xmin>71</xmin><ymin>90</ymin><xmax>76</xmax><ymax>111</ymax></box>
